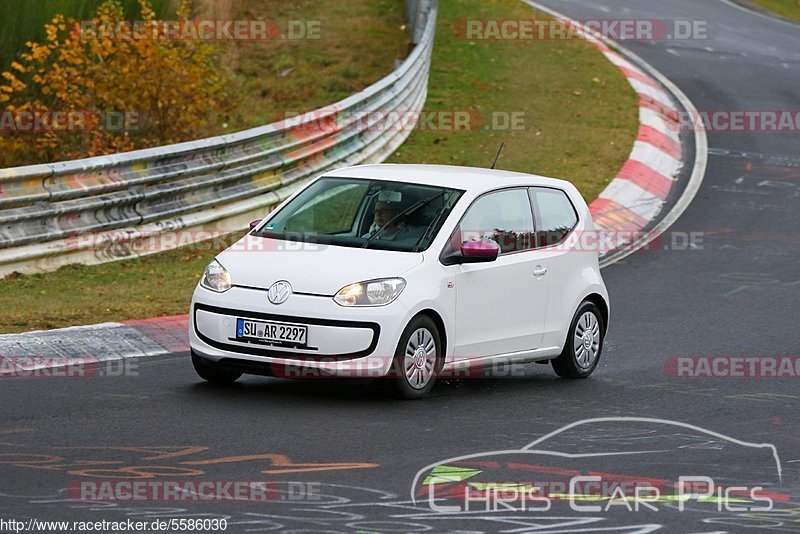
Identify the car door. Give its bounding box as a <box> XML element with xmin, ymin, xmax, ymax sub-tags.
<box><xmin>529</xmin><ymin>186</ymin><xmax>581</xmax><ymax>345</ymax></box>
<box><xmin>449</xmin><ymin>188</ymin><xmax>549</xmax><ymax>360</ymax></box>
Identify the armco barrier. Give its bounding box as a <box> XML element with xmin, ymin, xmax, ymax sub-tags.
<box><xmin>0</xmin><ymin>0</ymin><xmax>436</xmax><ymax>277</ymax></box>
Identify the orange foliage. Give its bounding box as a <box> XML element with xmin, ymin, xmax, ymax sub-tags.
<box><xmin>0</xmin><ymin>0</ymin><xmax>229</xmax><ymax>167</ymax></box>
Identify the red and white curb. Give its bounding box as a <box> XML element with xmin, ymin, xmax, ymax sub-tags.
<box><xmin>0</xmin><ymin>315</ymin><xmax>188</xmax><ymax>375</ymax></box>
<box><xmin>0</xmin><ymin>3</ymin><xmax>707</xmax><ymax>367</ymax></box>
<box><xmin>523</xmin><ymin>0</ymin><xmax>707</xmax><ymax>265</ymax></box>
<box><xmin>588</xmin><ymin>40</ymin><xmax>683</xmax><ymax>238</ymax></box>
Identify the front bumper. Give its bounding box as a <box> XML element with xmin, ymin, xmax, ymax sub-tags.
<box><xmin>189</xmin><ymin>285</ymin><xmax>407</xmax><ymax>377</ymax></box>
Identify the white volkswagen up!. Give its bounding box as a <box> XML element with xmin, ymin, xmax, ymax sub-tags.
<box><xmin>190</xmin><ymin>164</ymin><xmax>609</xmax><ymax>398</ymax></box>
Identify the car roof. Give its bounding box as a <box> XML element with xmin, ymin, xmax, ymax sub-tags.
<box><xmin>322</xmin><ymin>164</ymin><xmax>576</xmax><ymax>195</ymax></box>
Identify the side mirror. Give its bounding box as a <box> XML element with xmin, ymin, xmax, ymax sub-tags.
<box><xmin>249</xmin><ymin>219</ymin><xmax>261</xmax><ymax>231</ymax></box>
<box><xmin>439</xmin><ymin>240</ymin><xmax>501</xmax><ymax>266</ymax></box>
<box><xmin>442</xmin><ymin>241</ymin><xmax>500</xmax><ymax>265</ymax></box>
<box><xmin>458</xmin><ymin>240</ymin><xmax>500</xmax><ymax>263</ymax></box>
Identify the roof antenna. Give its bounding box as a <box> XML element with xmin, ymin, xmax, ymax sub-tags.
<box><xmin>490</xmin><ymin>142</ymin><xmax>505</xmax><ymax>170</ymax></box>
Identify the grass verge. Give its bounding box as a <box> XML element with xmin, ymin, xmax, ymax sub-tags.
<box><xmin>219</xmin><ymin>0</ymin><xmax>409</xmax><ymax>129</ymax></box>
<box><xmin>0</xmin><ymin>239</ymin><xmax>235</xmax><ymax>333</ymax></box>
<box><xmin>0</xmin><ymin>0</ymin><xmax>639</xmax><ymax>333</ymax></box>
<box><xmin>749</xmin><ymin>0</ymin><xmax>800</xmax><ymax>21</ymax></box>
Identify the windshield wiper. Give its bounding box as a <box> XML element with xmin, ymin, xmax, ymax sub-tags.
<box><xmin>363</xmin><ymin>191</ymin><xmax>447</xmax><ymax>248</ymax></box>
<box><xmin>413</xmin><ymin>203</ymin><xmax>450</xmax><ymax>252</ymax></box>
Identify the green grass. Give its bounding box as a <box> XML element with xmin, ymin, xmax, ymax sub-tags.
<box><xmin>221</xmin><ymin>0</ymin><xmax>409</xmax><ymax>129</ymax></box>
<box><xmin>0</xmin><ymin>239</ymin><xmax>232</xmax><ymax>332</ymax></box>
<box><xmin>388</xmin><ymin>0</ymin><xmax>638</xmax><ymax>203</ymax></box>
<box><xmin>750</xmin><ymin>0</ymin><xmax>800</xmax><ymax>20</ymax></box>
<box><xmin>0</xmin><ymin>0</ymin><xmax>639</xmax><ymax>333</ymax></box>
<box><xmin>0</xmin><ymin>0</ymin><xmax>176</xmax><ymax>70</ymax></box>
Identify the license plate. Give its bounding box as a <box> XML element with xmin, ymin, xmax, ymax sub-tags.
<box><xmin>236</xmin><ymin>318</ymin><xmax>307</xmax><ymax>346</ymax></box>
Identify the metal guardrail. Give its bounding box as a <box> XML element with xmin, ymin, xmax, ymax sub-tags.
<box><xmin>0</xmin><ymin>0</ymin><xmax>437</xmax><ymax>276</ymax></box>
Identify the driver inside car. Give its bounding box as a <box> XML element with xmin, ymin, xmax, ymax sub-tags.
<box><xmin>363</xmin><ymin>200</ymin><xmax>409</xmax><ymax>240</ymax></box>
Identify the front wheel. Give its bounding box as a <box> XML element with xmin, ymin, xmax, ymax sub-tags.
<box><xmin>390</xmin><ymin>316</ymin><xmax>442</xmax><ymax>399</ymax></box>
<box><xmin>192</xmin><ymin>351</ymin><xmax>242</xmax><ymax>385</ymax></box>
<box><xmin>551</xmin><ymin>301</ymin><xmax>604</xmax><ymax>379</ymax></box>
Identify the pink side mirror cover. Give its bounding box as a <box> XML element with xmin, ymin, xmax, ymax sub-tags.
<box><xmin>461</xmin><ymin>240</ymin><xmax>500</xmax><ymax>259</ymax></box>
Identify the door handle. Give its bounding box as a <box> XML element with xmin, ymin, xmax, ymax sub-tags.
<box><xmin>533</xmin><ymin>265</ymin><xmax>548</xmax><ymax>277</ymax></box>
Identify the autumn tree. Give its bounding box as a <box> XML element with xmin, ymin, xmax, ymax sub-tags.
<box><xmin>0</xmin><ymin>0</ymin><xmax>229</xmax><ymax>167</ymax></box>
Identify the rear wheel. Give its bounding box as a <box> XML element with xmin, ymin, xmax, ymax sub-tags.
<box><xmin>391</xmin><ymin>316</ymin><xmax>442</xmax><ymax>399</ymax></box>
<box><xmin>551</xmin><ymin>301</ymin><xmax>604</xmax><ymax>379</ymax></box>
<box><xmin>191</xmin><ymin>351</ymin><xmax>242</xmax><ymax>384</ymax></box>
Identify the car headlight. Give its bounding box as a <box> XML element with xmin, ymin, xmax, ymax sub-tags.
<box><xmin>334</xmin><ymin>278</ymin><xmax>406</xmax><ymax>307</ymax></box>
<box><xmin>200</xmin><ymin>259</ymin><xmax>232</xmax><ymax>292</ymax></box>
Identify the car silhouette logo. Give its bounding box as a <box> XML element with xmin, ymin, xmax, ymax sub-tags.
<box><xmin>267</xmin><ymin>281</ymin><xmax>292</xmax><ymax>304</ymax></box>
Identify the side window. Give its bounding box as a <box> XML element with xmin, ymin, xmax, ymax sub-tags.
<box><xmin>531</xmin><ymin>187</ymin><xmax>578</xmax><ymax>248</ymax></box>
<box><xmin>454</xmin><ymin>189</ymin><xmax>535</xmax><ymax>254</ymax></box>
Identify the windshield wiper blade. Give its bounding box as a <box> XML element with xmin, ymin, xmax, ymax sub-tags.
<box><xmin>413</xmin><ymin>204</ymin><xmax>450</xmax><ymax>252</ymax></box>
<box><xmin>363</xmin><ymin>191</ymin><xmax>447</xmax><ymax>248</ymax></box>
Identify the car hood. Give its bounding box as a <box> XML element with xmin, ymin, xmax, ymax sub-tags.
<box><xmin>216</xmin><ymin>234</ymin><xmax>425</xmax><ymax>296</ymax></box>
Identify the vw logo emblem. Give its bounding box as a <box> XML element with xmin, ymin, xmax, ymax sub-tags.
<box><xmin>267</xmin><ymin>280</ymin><xmax>292</xmax><ymax>305</ymax></box>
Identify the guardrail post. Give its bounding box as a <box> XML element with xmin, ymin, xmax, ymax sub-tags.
<box><xmin>408</xmin><ymin>0</ymin><xmax>433</xmax><ymax>45</ymax></box>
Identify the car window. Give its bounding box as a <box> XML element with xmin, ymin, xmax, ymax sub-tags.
<box><xmin>285</xmin><ymin>183</ymin><xmax>367</xmax><ymax>234</ymax></box>
<box><xmin>531</xmin><ymin>187</ymin><xmax>578</xmax><ymax>248</ymax></box>
<box><xmin>257</xmin><ymin>177</ymin><xmax>464</xmax><ymax>252</ymax></box>
<box><xmin>455</xmin><ymin>189</ymin><xmax>535</xmax><ymax>254</ymax></box>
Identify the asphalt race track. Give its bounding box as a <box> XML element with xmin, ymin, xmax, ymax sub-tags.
<box><xmin>2</xmin><ymin>1</ymin><xmax>799</xmax><ymax>532</ymax></box>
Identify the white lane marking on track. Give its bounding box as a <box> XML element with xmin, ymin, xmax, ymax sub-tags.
<box><xmin>718</xmin><ymin>0</ymin><xmax>800</xmax><ymax>29</ymax></box>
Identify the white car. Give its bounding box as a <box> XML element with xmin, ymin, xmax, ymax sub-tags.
<box><xmin>189</xmin><ymin>164</ymin><xmax>609</xmax><ymax>398</ymax></box>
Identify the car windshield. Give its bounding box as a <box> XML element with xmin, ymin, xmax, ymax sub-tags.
<box><xmin>254</xmin><ymin>177</ymin><xmax>464</xmax><ymax>252</ymax></box>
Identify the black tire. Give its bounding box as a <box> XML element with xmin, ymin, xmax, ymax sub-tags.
<box><xmin>390</xmin><ymin>315</ymin><xmax>443</xmax><ymax>399</ymax></box>
<box><xmin>551</xmin><ymin>300</ymin><xmax>604</xmax><ymax>379</ymax></box>
<box><xmin>191</xmin><ymin>351</ymin><xmax>242</xmax><ymax>384</ymax></box>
